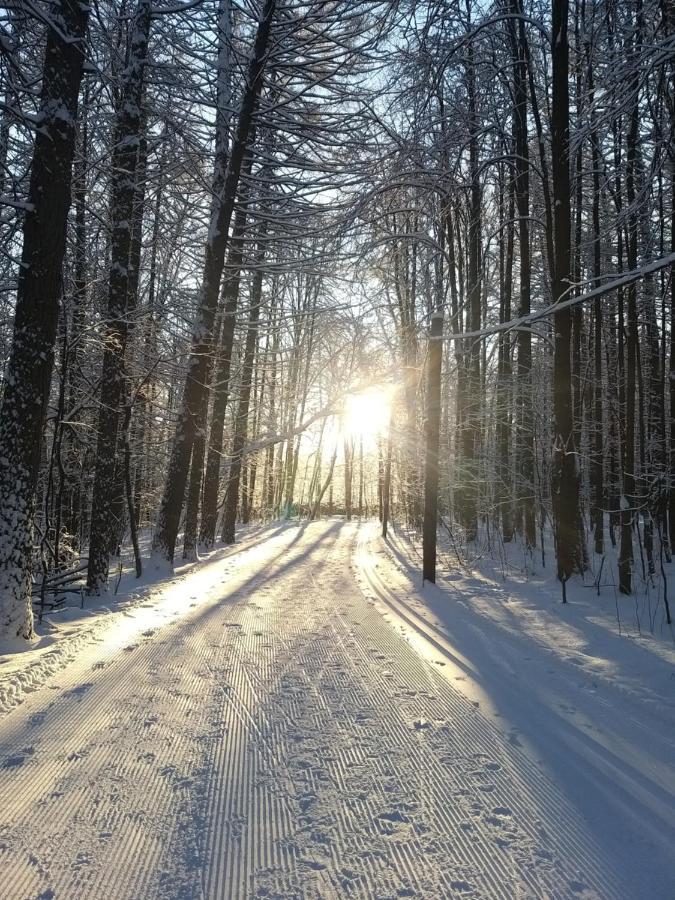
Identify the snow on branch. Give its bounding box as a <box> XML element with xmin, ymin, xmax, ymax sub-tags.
<box><xmin>431</xmin><ymin>252</ymin><xmax>675</xmax><ymax>344</ymax></box>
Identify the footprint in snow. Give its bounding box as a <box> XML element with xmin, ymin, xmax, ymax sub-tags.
<box><xmin>298</xmin><ymin>794</ymin><xmax>316</xmax><ymax>813</ymax></box>
<box><xmin>299</xmin><ymin>858</ymin><xmax>326</xmax><ymax>871</ymax></box>
<box><xmin>67</xmin><ymin>749</ymin><xmax>88</xmax><ymax>762</ymax></box>
<box><xmin>2</xmin><ymin>753</ymin><xmax>31</xmax><ymax>769</ymax></box>
<box><xmin>449</xmin><ymin>881</ymin><xmax>474</xmax><ymax>894</ymax></box>
<box><xmin>378</xmin><ymin>810</ymin><xmax>408</xmax><ymax>823</ymax></box>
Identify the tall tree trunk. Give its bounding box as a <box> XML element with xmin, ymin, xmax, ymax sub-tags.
<box><xmin>551</xmin><ymin>0</ymin><xmax>583</xmax><ymax>584</ymax></box>
<box><xmin>423</xmin><ymin>313</ymin><xmax>443</xmax><ymax>583</ymax></box>
<box><xmin>458</xmin><ymin>39</ymin><xmax>481</xmax><ymax>541</ymax></box>
<box><xmin>344</xmin><ymin>437</ymin><xmax>353</xmax><ymax>521</ymax></box>
<box><xmin>620</xmin><ymin>3</ymin><xmax>643</xmax><ymax>593</ymax></box>
<box><xmin>310</xmin><ymin>443</ymin><xmax>338</xmax><ymax>522</ymax></box>
<box><xmin>358</xmin><ymin>436</ymin><xmax>364</xmax><ymax>518</ymax></box>
<box><xmin>107</xmin><ymin>126</ymin><xmax>149</xmax><ymax>560</ymax></box>
<box><xmin>133</xmin><ymin>150</ymin><xmax>165</xmax><ymax>529</ymax></box>
<box><xmin>182</xmin><ymin>364</ymin><xmax>211</xmax><ymax>561</ymax></box>
<box><xmin>669</xmin><ymin>125</ymin><xmax>675</xmax><ymax>559</ymax></box>
<box><xmin>263</xmin><ymin>298</ymin><xmax>279</xmax><ymax>513</ymax></box>
<box><xmin>0</xmin><ymin>0</ymin><xmax>89</xmax><ymax>638</ymax></box>
<box><xmin>198</xmin><ymin>155</ymin><xmax>255</xmax><ymax>549</ymax></box>
<box><xmin>588</xmin><ymin>38</ymin><xmax>604</xmax><ymax>555</ymax></box>
<box><xmin>663</xmin><ymin>0</ymin><xmax>675</xmax><ymax>557</ymax></box>
<box><xmin>62</xmin><ymin>89</ymin><xmax>89</xmax><ymax>548</ymax></box>
<box><xmin>381</xmin><ymin>411</ymin><xmax>393</xmax><ymax>538</ymax></box>
<box><xmin>87</xmin><ymin>1</ymin><xmax>153</xmax><ymax>593</ymax></box>
<box><xmin>221</xmin><ymin>228</ymin><xmax>266</xmax><ymax>544</ymax></box>
<box><xmin>508</xmin><ymin>0</ymin><xmax>536</xmax><ymax>550</ymax></box>
<box><xmin>496</xmin><ymin>161</ymin><xmax>514</xmax><ymax>541</ymax></box>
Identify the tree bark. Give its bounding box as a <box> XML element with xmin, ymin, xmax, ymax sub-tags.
<box><xmin>198</xmin><ymin>160</ymin><xmax>254</xmax><ymax>549</ymax></box>
<box><xmin>86</xmin><ymin>0</ymin><xmax>153</xmax><ymax>593</ymax></box>
<box><xmin>0</xmin><ymin>0</ymin><xmax>89</xmax><ymax>638</ymax></box>
<box><xmin>551</xmin><ymin>0</ymin><xmax>583</xmax><ymax>583</ymax></box>
<box><xmin>588</xmin><ymin>37</ymin><xmax>604</xmax><ymax>555</ymax></box>
<box><xmin>620</xmin><ymin>4</ymin><xmax>643</xmax><ymax>593</ymax></box>
<box><xmin>423</xmin><ymin>313</ymin><xmax>443</xmax><ymax>583</ymax></box>
<box><xmin>509</xmin><ymin>0</ymin><xmax>536</xmax><ymax>550</ymax></box>
<box><xmin>221</xmin><ymin>227</ymin><xmax>266</xmax><ymax>544</ymax></box>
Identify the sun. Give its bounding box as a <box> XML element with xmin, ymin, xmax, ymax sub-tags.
<box><xmin>343</xmin><ymin>386</ymin><xmax>392</xmax><ymax>449</ymax></box>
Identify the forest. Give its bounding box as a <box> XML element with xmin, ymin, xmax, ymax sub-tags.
<box><xmin>1</xmin><ymin>2</ymin><xmax>675</xmax><ymax>897</ymax></box>
<box><xmin>0</xmin><ymin>0</ymin><xmax>673</xmax><ymax>640</ymax></box>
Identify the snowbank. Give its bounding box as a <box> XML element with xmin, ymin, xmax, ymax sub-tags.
<box><xmin>0</xmin><ymin>523</ymin><xmax>291</xmax><ymax>718</ymax></box>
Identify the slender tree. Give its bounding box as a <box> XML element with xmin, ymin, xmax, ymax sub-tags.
<box><xmin>87</xmin><ymin>0</ymin><xmax>153</xmax><ymax>593</ymax></box>
<box><xmin>551</xmin><ymin>0</ymin><xmax>583</xmax><ymax>584</ymax></box>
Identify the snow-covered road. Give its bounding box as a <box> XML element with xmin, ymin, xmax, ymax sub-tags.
<box><xmin>0</xmin><ymin>522</ymin><xmax>636</xmax><ymax>898</ymax></box>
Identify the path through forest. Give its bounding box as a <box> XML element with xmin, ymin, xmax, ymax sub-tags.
<box><xmin>0</xmin><ymin>521</ymin><xmax>656</xmax><ymax>898</ymax></box>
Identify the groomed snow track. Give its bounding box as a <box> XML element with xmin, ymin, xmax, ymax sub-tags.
<box><xmin>0</xmin><ymin>521</ymin><xmax>624</xmax><ymax>898</ymax></box>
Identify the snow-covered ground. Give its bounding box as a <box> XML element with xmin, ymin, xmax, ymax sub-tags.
<box><xmin>357</xmin><ymin>521</ymin><xmax>675</xmax><ymax>899</ymax></box>
<box><xmin>0</xmin><ymin>524</ymin><xmax>279</xmax><ymax>717</ymax></box>
<box><xmin>0</xmin><ymin>519</ymin><xmax>672</xmax><ymax>898</ymax></box>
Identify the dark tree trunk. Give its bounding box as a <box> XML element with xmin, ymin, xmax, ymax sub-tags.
<box><xmin>358</xmin><ymin>436</ymin><xmax>364</xmax><ymax>518</ymax></box>
<box><xmin>588</xmin><ymin>47</ymin><xmax>604</xmax><ymax>555</ymax></box>
<box><xmin>508</xmin><ymin>0</ymin><xmax>536</xmax><ymax>550</ymax></box>
<box><xmin>551</xmin><ymin>0</ymin><xmax>583</xmax><ymax>584</ymax></box>
<box><xmin>381</xmin><ymin>413</ymin><xmax>393</xmax><ymax>538</ymax></box>
<box><xmin>664</xmin><ymin>0</ymin><xmax>675</xmax><ymax>558</ymax></box>
<box><xmin>221</xmin><ymin>229</ymin><xmax>266</xmax><ymax>544</ymax></box>
<box><xmin>198</xmin><ymin>166</ymin><xmax>253</xmax><ymax>549</ymax></box>
<box><xmin>620</xmin><ymin>6</ymin><xmax>643</xmax><ymax>593</ymax></box>
<box><xmin>0</xmin><ymin>0</ymin><xmax>89</xmax><ymax>638</ymax></box>
<box><xmin>310</xmin><ymin>445</ymin><xmax>338</xmax><ymax>522</ymax></box>
<box><xmin>344</xmin><ymin>437</ymin><xmax>353</xmax><ymax>521</ymax></box>
<box><xmin>457</xmin><ymin>40</ymin><xmax>481</xmax><ymax>542</ymax></box>
<box><xmin>182</xmin><ymin>368</ymin><xmax>211</xmax><ymax>561</ymax></box>
<box><xmin>423</xmin><ymin>313</ymin><xmax>443</xmax><ymax>583</ymax></box>
<box><xmin>62</xmin><ymin>91</ymin><xmax>89</xmax><ymax>549</ymax></box>
<box><xmin>497</xmin><ymin>162</ymin><xmax>514</xmax><ymax>541</ymax></box>
<box><xmin>87</xmin><ymin>1</ymin><xmax>152</xmax><ymax>593</ymax></box>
